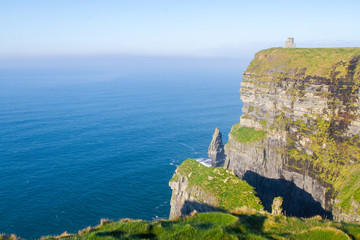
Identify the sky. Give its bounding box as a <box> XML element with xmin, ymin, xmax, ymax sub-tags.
<box><xmin>1</xmin><ymin>0</ymin><xmax>360</xmax><ymax>59</ymax></box>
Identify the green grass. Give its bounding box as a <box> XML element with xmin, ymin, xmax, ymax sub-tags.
<box><xmin>291</xmin><ymin>227</ymin><xmax>351</xmax><ymax>240</ymax></box>
<box><xmin>230</xmin><ymin>124</ymin><xmax>268</xmax><ymax>143</ymax></box>
<box><xmin>171</xmin><ymin>159</ymin><xmax>264</xmax><ymax>212</ymax></box>
<box><xmin>246</xmin><ymin>47</ymin><xmax>360</xmax><ymax>78</ymax></box>
<box><xmin>334</xmin><ymin>164</ymin><xmax>360</xmax><ymax>213</ymax></box>
<box><xmin>37</xmin><ymin>212</ymin><xmax>360</xmax><ymax>240</ymax></box>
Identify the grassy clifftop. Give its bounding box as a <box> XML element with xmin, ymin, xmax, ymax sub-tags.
<box><xmin>246</xmin><ymin>47</ymin><xmax>360</xmax><ymax>78</ymax></box>
<box><xmin>170</xmin><ymin>159</ymin><xmax>263</xmax><ymax>212</ymax></box>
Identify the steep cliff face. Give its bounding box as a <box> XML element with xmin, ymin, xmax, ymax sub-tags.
<box><xmin>169</xmin><ymin>172</ymin><xmax>217</xmax><ymax>219</ymax></box>
<box><xmin>169</xmin><ymin>159</ymin><xmax>263</xmax><ymax>219</ymax></box>
<box><xmin>224</xmin><ymin>48</ymin><xmax>360</xmax><ymax>221</ymax></box>
<box><xmin>208</xmin><ymin>128</ymin><xmax>226</xmax><ymax>167</ymax></box>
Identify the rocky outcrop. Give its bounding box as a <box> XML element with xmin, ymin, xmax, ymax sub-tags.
<box><xmin>208</xmin><ymin>128</ymin><xmax>226</xmax><ymax>167</ymax></box>
<box><xmin>169</xmin><ymin>159</ymin><xmax>263</xmax><ymax>219</ymax></box>
<box><xmin>224</xmin><ymin>125</ymin><xmax>331</xmax><ymax>218</ymax></box>
<box><xmin>224</xmin><ymin>48</ymin><xmax>360</xmax><ymax>221</ymax></box>
<box><xmin>272</xmin><ymin>197</ymin><xmax>283</xmax><ymax>215</ymax></box>
<box><xmin>169</xmin><ymin>174</ymin><xmax>217</xmax><ymax>219</ymax></box>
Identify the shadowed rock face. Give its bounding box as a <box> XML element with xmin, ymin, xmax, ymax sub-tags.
<box><xmin>224</xmin><ymin>133</ymin><xmax>331</xmax><ymax>218</ymax></box>
<box><xmin>208</xmin><ymin>128</ymin><xmax>226</xmax><ymax>167</ymax></box>
<box><xmin>243</xmin><ymin>171</ymin><xmax>332</xmax><ymax>219</ymax></box>
<box><xmin>180</xmin><ymin>201</ymin><xmax>221</xmax><ymax>217</ymax></box>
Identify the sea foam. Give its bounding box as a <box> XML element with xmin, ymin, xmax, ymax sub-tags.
<box><xmin>195</xmin><ymin>158</ymin><xmax>212</xmax><ymax>167</ymax></box>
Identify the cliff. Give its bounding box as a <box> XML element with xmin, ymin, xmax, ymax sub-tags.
<box><xmin>169</xmin><ymin>159</ymin><xmax>263</xmax><ymax>219</ymax></box>
<box><xmin>224</xmin><ymin>47</ymin><xmax>360</xmax><ymax>222</ymax></box>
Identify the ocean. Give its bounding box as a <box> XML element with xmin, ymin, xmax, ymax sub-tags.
<box><xmin>0</xmin><ymin>56</ymin><xmax>247</xmax><ymax>239</ymax></box>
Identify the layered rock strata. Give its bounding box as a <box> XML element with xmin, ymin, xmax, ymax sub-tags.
<box><xmin>224</xmin><ymin>48</ymin><xmax>360</xmax><ymax>221</ymax></box>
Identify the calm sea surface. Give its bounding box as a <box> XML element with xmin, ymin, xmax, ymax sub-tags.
<box><xmin>0</xmin><ymin>56</ymin><xmax>247</xmax><ymax>238</ymax></box>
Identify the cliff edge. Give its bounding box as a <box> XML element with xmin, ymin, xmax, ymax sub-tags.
<box><xmin>169</xmin><ymin>159</ymin><xmax>263</xmax><ymax>219</ymax></box>
<box><xmin>224</xmin><ymin>47</ymin><xmax>360</xmax><ymax>222</ymax></box>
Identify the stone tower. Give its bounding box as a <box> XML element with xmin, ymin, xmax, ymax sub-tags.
<box><xmin>284</xmin><ymin>37</ymin><xmax>296</xmax><ymax>48</ymax></box>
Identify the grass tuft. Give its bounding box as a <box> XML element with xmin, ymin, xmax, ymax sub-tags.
<box><xmin>230</xmin><ymin>124</ymin><xmax>268</xmax><ymax>143</ymax></box>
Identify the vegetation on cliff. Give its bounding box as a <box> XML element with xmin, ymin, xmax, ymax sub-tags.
<box><xmin>39</xmin><ymin>212</ymin><xmax>360</xmax><ymax>240</ymax></box>
<box><xmin>170</xmin><ymin>159</ymin><xmax>263</xmax><ymax>212</ymax></box>
<box><xmin>285</xmin><ymin>115</ymin><xmax>360</xmax><ymax>215</ymax></box>
<box><xmin>230</xmin><ymin>123</ymin><xmax>267</xmax><ymax>143</ymax></box>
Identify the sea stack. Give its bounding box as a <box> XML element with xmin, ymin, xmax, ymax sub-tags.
<box><xmin>208</xmin><ymin>128</ymin><xmax>226</xmax><ymax>167</ymax></box>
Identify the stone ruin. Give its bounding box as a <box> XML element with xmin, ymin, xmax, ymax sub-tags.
<box><xmin>284</xmin><ymin>37</ymin><xmax>296</xmax><ymax>48</ymax></box>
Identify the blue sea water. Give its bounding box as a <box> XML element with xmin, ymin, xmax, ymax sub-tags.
<box><xmin>0</xmin><ymin>56</ymin><xmax>247</xmax><ymax>239</ymax></box>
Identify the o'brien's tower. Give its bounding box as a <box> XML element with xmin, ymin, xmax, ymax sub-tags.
<box><xmin>284</xmin><ymin>37</ymin><xmax>296</xmax><ymax>48</ymax></box>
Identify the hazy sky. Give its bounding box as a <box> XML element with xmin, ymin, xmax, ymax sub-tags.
<box><xmin>1</xmin><ymin>0</ymin><xmax>359</xmax><ymax>58</ymax></box>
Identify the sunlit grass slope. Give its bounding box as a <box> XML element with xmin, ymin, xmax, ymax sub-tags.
<box><xmin>38</xmin><ymin>212</ymin><xmax>360</xmax><ymax>240</ymax></box>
